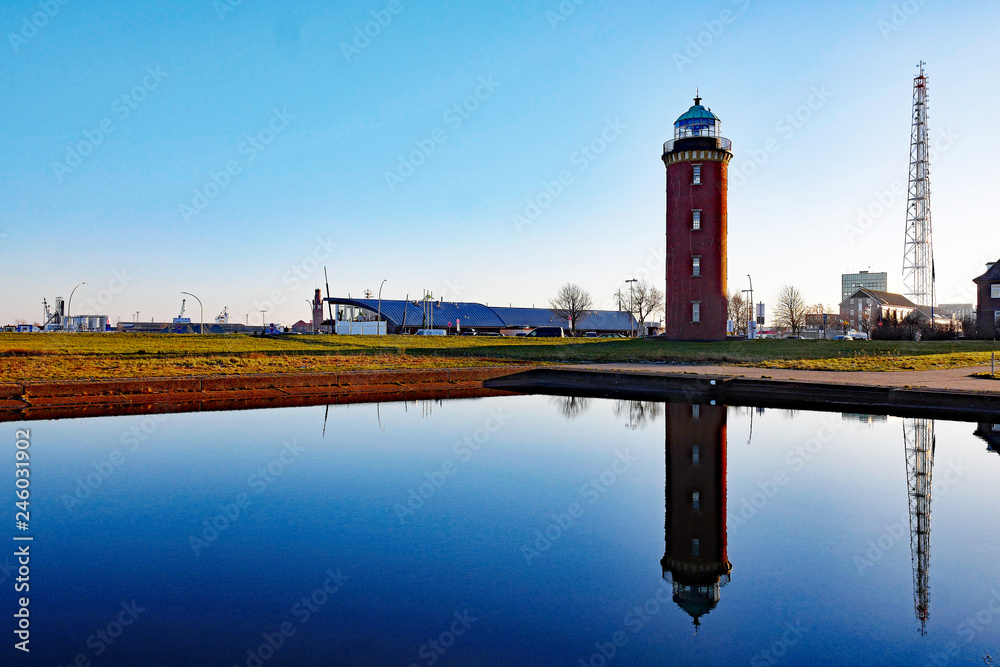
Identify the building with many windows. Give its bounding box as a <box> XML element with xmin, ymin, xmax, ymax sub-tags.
<box><xmin>841</xmin><ymin>271</ymin><xmax>888</xmax><ymax>302</ymax></box>
<box><xmin>839</xmin><ymin>289</ymin><xmax>920</xmax><ymax>332</ymax></box>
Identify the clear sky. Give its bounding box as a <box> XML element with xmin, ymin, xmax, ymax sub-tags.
<box><xmin>2</xmin><ymin>0</ymin><xmax>998</xmax><ymax>326</ymax></box>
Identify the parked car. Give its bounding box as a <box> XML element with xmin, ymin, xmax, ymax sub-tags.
<box><xmin>523</xmin><ymin>326</ymin><xmax>565</xmax><ymax>337</ymax></box>
<box><xmin>460</xmin><ymin>329</ymin><xmax>477</xmax><ymax>336</ymax></box>
<box><xmin>414</xmin><ymin>329</ymin><xmax>447</xmax><ymax>336</ymax></box>
<box><xmin>583</xmin><ymin>331</ymin><xmax>598</xmax><ymax>337</ymax></box>
<box><xmin>832</xmin><ymin>335</ymin><xmax>852</xmax><ymax>341</ymax></box>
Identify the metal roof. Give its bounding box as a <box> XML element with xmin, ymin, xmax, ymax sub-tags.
<box><xmin>329</xmin><ymin>299</ymin><xmax>504</xmax><ymax>329</ymax></box>
<box><xmin>676</xmin><ymin>103</ymin><xmax>719</xmax><ymax>124</ymax></box>
<box><xmin>327</xmin><ymin>298</ymin><xmax>638</xmax><ymax>331</ymax></box>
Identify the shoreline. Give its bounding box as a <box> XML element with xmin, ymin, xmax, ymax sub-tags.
<box><xmin>0</xmin><ymin>366</ymin><xmax>530</xmax><ymax>422</ymax></box>
<box><xmin>2</xmin><ymin>363</ymin><xmax>998</xmax><ymax>423</ymax></box>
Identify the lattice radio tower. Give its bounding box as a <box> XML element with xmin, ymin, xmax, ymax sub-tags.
<box><xmin>903</xmin><ymin>418</ymin><xmax>935</xmax><ymax>635</ymax></box>
<box><xmin>902</xmin><ymin>62</ymin><xmax>935</xmax><ymax>310</ymax></box>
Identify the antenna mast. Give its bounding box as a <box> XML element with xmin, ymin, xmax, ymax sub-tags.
<box><xmin>902</xmin><ymin>61</ymin><xmax>935</xmax><ymax>311</ymax></box>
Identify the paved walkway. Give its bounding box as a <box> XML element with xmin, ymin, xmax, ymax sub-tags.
<box><xmin>567</xmin><ymin>363</ymin><xmax>1000</xmax><ymax>394</ymax></box>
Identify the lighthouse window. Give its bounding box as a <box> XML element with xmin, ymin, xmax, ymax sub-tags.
<box><xmin>692</xmin><ymin>492</ymin><xmax>701</xmax><ymax>509</ymax></box>
<box><xmin>692</xmin><ymin>302</ymin><xmax>701</xmax><ymax>323</ymax></box>
<box><xmin>691</xmin><ymin>539</ymin><xmax>701</xmax><ymax>556</ymax></box>
<box><xmin>692</xmin><ymin>210</ymin><xmax>701</xmax><ymax>230</ymax></box>
<box><xmin>692</xmin><ymin>164</ymin><xmax>702</xmax><ymax>185</ymax></box>
<box><xmin>692</xmin><ymin>256</ymin><xmax>701</xmax><ymax>277</ymax></box>
<box><xmin>692</xmin><ymin>445</ymin><xmax>700</xmax><ymax>464</ymax></box>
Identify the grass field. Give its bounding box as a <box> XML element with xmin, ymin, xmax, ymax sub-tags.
<box><xmin>1</xmin><ymin>333</ymin><xmax>998</xmax><ymax>383</ymax></box>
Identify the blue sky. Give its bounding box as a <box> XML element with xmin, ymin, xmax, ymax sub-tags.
<box><xmin>2</xmin><ymin>0</ymin><xmax>998</xmax><ymax>326</ymax></box>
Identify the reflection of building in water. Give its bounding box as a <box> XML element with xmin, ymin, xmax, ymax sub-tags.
<box><xmin>661</xmin><ymin>403</ymin><xmax>732</xmax><ymax>629</ymax></box>
<box><xmin>903</xmin><ymin>418</ymin><xmax>935</xmax><ymax>635</ymax></box>
<box><xmin>841</xmin><ymin>413</ymin><xmax>889</xmax><ymax>425</ymax></box>
<box><xmin>973</xmin><ymin>422</ymin><xmax>1000</xmax><ymax>455</ymax></box>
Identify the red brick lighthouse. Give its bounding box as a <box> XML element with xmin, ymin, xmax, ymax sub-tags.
<box><xmin>662</xmin><ymin>94</ymin><xmax>732</xmax><ymax>340</ymax></box>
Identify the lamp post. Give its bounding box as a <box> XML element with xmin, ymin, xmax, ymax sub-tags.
<box><xmin>305</xmin><ymin>300</ymin><xmax>313</xmax><ymax>333</ymax></box>
<box><xmin>626</xmin><ymin>278</ymin><xmax>637</xmax><ymax>337</ymax></box>
<box><xmin>260</xmin><ymin>310</ymin><xmax>267</xmax><ymax>335</ymax></box>
<box><xmin>67</xmin><ymin>282</ymin><xmax>85</xmax><ymax>331</ymax></box>
<box><xmin>135</xmin><ymin>311</ymin><xmax>140</xmax><ymax>324</ymax></box>
<box><xmin>377</xmin><ymin>279</ymin><xmax>387</xmax><ymax>336</ymax></box>
<box><xmin>181</xmin><ymin>292</ymin><xmax>204</xmax><ymax>334</ymax></box>
<box><xmin>746</xmin><ymin>274</ymin><xmax>754</xmax><ymax>338</ymax></box>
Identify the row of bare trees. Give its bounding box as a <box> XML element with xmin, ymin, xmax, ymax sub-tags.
<box><xmin>550</xmin><ymin>281</ymin><xmax>663</xmax><ymax>336</ymax></box>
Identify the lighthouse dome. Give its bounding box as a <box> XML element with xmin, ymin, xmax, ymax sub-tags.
<box><xmin>673</xmin><ymin>94</ymin><xmax>722</xmax><ymax>141</ymax></box>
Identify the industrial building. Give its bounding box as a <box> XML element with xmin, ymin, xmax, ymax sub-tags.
<box><xmin>841</xmin><ymin>271</ymin><xmax>887</xmax><ymax>302</ymax></box>
<box><xmin>661</xmin><ymin>94</ymin><xmax>732</xmax><ymax>341</ymax></box>
<box><xmin>324</xmin><ymin>297</ymin><xmax>639</xmax><ymax>336</ymax></box>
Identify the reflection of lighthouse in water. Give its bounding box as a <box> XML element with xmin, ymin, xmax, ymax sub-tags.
<box><xmin>660</xmin><ymin>403</ymin><xmax>732</xmax><ymax>629</ymax></box>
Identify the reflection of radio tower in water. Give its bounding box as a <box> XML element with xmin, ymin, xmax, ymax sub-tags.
<box><xmin>903</xmin><ymin>418</ymin><xmax>935</xmax><ymax>634</ymax></box>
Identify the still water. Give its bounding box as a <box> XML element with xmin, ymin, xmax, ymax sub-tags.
<box><xmin>3</xmin><ymin>395</ymin><xmax>999</xmax><ymax>666</ymax></box>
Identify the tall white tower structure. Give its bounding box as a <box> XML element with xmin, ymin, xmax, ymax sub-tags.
<box><xmin>902</xmin><ymin>62</ymin><xmax>935</xmax><ymax>311</ymax></box>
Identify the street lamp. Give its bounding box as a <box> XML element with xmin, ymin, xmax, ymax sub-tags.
<box><xmin>747</xmin><ymin>274</ymin><xmax>754</xmax><ymax>338</ymax></box>
<box><xmin>305</xmin><ymin>300</ymin><xmax>314</xmax><ymax>333</ymax></box>
<box><xmin>67</xmin><ymin>282</ymin><xmax>85</xmax><ymax>331</ymax></box>
<box><xmin>135</xmin><ymin>311</ymin><xmax>140</xmax><ymax>324</ymax></box>
<box><xmin>626</xmin><ymin>278</ymin><xmax>637</xmax><ymax>337</ymax></box>
<box><xmin>260</xmin><ymin>309</ymin><xmax>267</xmax><ymax>335</ymax></box>
<box><xmin>377</xmin><ymin>279</ymin><xmax>387</xmax><ymax>336</ymax></box>
<box><xmin>181</xmin><ymin>291</ymin><xmax>204</xmax><ymax>334</ymax></box>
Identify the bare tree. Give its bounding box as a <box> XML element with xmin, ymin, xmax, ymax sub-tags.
<box><xmin>727</xmin><ymin>291</ymin><xmax>748</xmax><ymax>335</ymax></box>
<box><xmin>613</xmin><ymin>400</ymin><xmax>663</xmax><ymax>430</ymax></box>
<box><xmin>613</xmin><ymin>288</ymin><xmax>627</xmax><ymax>312</ymax></box>
<box><xmin>774</xmin><ymin>285</ymin><xmax>807</xmax><ymax>335</ymax></box>
<box><xmin>630</xmin><ymin>280</ymin><xmax>664</xmax><ymax>337</ymax></box>
<box><xmin>549</xmin><ymin>283</ymin><xmax>593</xmax><ymax>336</ymax></box>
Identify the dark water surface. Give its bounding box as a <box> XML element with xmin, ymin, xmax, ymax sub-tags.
<box><xmin>3</xmin><ymin>395</ymin><xmax>999</xmax><ymax>666</ymax></box>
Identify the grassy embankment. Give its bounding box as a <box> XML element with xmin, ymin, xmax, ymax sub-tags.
<box><xmin>1</xmin><ymin>333</ymin><xmax>998</xmax><ymax>383</ymax></box>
